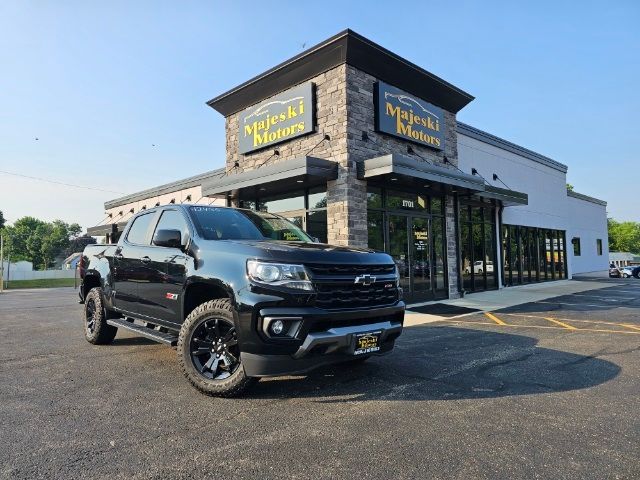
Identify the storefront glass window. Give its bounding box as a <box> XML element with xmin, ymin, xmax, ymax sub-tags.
<box><xmin>307</xmin><ymin>209</ymin><xmax>327</xmax><ymax>243</ymax></box>
<box><xmin>387</xmin><ymin>190</ymin><xmax>428</xmax><ymax>211</ymax></box>
<box><xmin>431</xmin><ymin>197</ymin><xmax>443</xmax><ymax>215</ymax></box>
<box><xmin>473</xmin><ymin>223</ymin><xmax>485</xmax><ymax>291</ymax></box>
<box><xmin>367</xmin><ymin>210</ymin><xmax>385</xmax><ymax>252</ymax></box>
<box><xmin>485</xmin><ymin>223</ymin><xmax>496</xmax><ymax>288</ymax></box>
<box><xmin>367</xmin><ymin>186</ymin><xmax>383</xmax><ymax>209</ymax></box>
<box><xmin>461</xmin><ymin>223</ymin><xmax>472</xmax><ymax>292</ymax></box>
<box><xmin>239</xmin><ymin>200</ymin><xmax>257</xmax><ymax>210</ymax></box>
<box><xmin>308</xmin><ymin>186</ymin><xmax>327</xmax><ymax>210</ymax></box>
<box><xmin>242</xmin><ymin>188</ymin><xmax>328</xmax><ymax>243</ymax></box>
<box><xmin>509</xmin><ymin>225</ymin><xmax>519</xmax><ymax>283</ymax></box>
<box><xmin>502</xmin><ymin>225</ymin><xmax>567</xmax><ymax>285</ymax></box>
<box><xmin>366</xmin><ymin>185</ymin><xmax>447</xmax><ymax>302</ymax></box>
<box><xmin>461</xmin><ymin>201</ymin><xmax>497</xmax><ymax>293</ymax></box>
<box><xmin>259</xmin><ymin>191</ymin><xmax>305</xmax><ymax>213</ymax></box>
<box><xmin>432</xmin><ymin>216</ymin><xmax>446</xmax><ymax>296</ymax></box>
<box><xmin>471</xmin><ymin>206</ymin><xmax>484</xmax><ymax>223</ymax></box>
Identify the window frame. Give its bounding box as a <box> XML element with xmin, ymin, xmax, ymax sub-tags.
<box><xmin>236</xmin><ymin>187</ymin><xmax>328</xmax><ymax>243</ymax></box>
<box><xmin>150</xmin><ymin>208</ymin><xmax>193</xmax><ymax>249</ymax></box>
<box><xmin>124</xmin><ymin>211</ymin><xmax>157</xmax><ymax>246</ymax></box>
<box><xmin>572</xmin><ymin>237</ymin><xmax>581</xmax><ymax>256</ymax></box>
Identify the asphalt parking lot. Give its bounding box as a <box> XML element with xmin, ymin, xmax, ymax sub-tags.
<box><xmin>1</xmin><ymin>278</ymin><xmax>639</xmax><ymax>479</ymax></box>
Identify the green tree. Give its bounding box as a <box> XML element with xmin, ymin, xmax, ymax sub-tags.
<box><xmin>608</xmin><ymin>218</ymin><xmax>640</xmax><ymax>253</ymax></box>
<box><xmin>566</xmin><ymin>183</ymin><xmax>574</xmax><ymax>191</ymax></box>
<box><xmin>0</xmin><ymin>210</ymin><xmax>5</xmax><ymax>230</ymax></box>
<box><xmin>3</xmin><ymin>217</ymin><xmax>84</xmax><ymax>269</ymax></box>
<box><xmin>63</xmin><ymin>234</ymin><xmax>96</xmax><ymax>258</ymax></box>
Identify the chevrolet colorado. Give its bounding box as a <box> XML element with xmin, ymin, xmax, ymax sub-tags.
<box><xmin>79</xmin><ymin>204</ymin><xmax>405</xmax><ymax>396</ymax></box>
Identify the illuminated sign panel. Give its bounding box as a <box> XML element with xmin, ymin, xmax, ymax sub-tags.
<box><xmin>375</xmin><ymin>81</ymin><xmax>444</xmax><ymax>151</ymax></box>
<box><xmin>238</xmin><ymin>82</ymin><xmax>315</xmax><ymax>154</ymax></box>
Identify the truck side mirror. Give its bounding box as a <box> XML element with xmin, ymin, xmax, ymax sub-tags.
<box><xmin>153</xmin><ymin>229</ymin><xmax>182</xmax><ymax>249</ymax></box>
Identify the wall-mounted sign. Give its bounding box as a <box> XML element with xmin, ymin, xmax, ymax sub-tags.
<box><xmin>238</xmin><ymin>82</ymin><xmax>315</xmax><ymax>154</ymax></box>
<box><xmin>375</xmin><ymin>81</ymin><xmax>444</xmax><ymax>151</ymax></box>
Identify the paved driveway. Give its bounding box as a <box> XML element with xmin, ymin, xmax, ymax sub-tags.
<box><xmin>1</xmin><ymin>280</ymin><xmax>639</xmax><ymax>479</ymax></box>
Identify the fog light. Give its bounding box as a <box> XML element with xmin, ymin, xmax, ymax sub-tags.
<box><xmin>270</xmin><ymin>319</ymin><xmax>284</xmax><ymax>335</ymax></box>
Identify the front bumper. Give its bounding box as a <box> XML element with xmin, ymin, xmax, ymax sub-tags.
<box><xmin>242</xmin><ymin>312</ymin><xmax>403</xmax><ymax>377</ymax></box>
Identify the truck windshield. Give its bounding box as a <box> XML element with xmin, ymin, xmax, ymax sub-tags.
<box><xmin>189</xmin><ymin>206</ymin><xmax>313</xmax><ymax>242</ymax></box>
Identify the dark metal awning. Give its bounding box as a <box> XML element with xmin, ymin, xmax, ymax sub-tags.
<box><xmin>358</xmin><ymin>153</ymin><xmax>485</xmax><ymax>192</ymax></box>
<box><xmin>473</xmin><ymin>185</ymin><xmax>528</xmax><ymax>206</ymax></box>
<box><xmin>201</xmin><ymin>156</ymin><xmax>338</xmax><ymax>199</ymax></box>
<box><xmin>86</xmin><ymin>222</ymin><xmax>128</xmax><ymax>237</ymax></box>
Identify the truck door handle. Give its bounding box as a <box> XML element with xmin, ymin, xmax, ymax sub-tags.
<box><xmin>141</xmin><ymin>256</ymin><xmax>151</xmax><ymax>264</ymax></box>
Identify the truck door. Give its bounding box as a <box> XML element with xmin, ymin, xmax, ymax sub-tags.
<box><xmin>136</xmin><ymin>208</ymin><xmax>191</xmax><ymax>324</ymax></box>
<box><xmin>112</xmin><ymin>212</ymin><xmax>157</xmax><ymax>314</ymax></box>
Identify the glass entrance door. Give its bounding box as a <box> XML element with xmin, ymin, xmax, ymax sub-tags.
<box><xmin>411</xmin><ymin>217</ymin><xmax>431</xmax><ymax>300</ymax></box>
<box><xmin>388</xmin><ymin>214</ymin><xmax>440</xmax><ymax>303</ymax></box>
<box><xmin>388</xmin><ymin>214</ymin><xmax>411</xmax><ymax>296</ymax></box>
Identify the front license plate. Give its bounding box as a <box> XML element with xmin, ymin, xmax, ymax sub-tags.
<box><xmin>353</xmin><ymin>330</ymin><xmax>382</xmax><ymax>355</ymax></box>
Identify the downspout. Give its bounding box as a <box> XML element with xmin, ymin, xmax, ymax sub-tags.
<box><xmin>453</xmin><ymin>192</ymin><xmax>463</xmax><ymax>297</ymax></box>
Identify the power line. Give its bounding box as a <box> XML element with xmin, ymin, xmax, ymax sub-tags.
<box><xmin>0</xmin><ymin>170</ymin><xmax>127</xmax><ymax>195</ymax></box>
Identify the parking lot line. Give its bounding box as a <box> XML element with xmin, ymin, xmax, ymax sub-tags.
<box><xmin>501</xmin><ymin>313</ymin><xmax>640</xmax><ymax>330</ymax></box>
<box><xmin>484</xmin><ymin>312</ymin><xmax>507</xmax><ymax>325</ymax></box>
<box><xmin>570</xmin><ymin>294</ymin><xmax>634</xmax><ymax>301</ymax></box>
<box><xmin>536</xmin><ymin>301</ymin><xmax>611</xmax><ymax>308</ymax></box>
<box><xmin>439</xmin><ymin>319</ymin><xmax>640</xmax><ymax>335</ymax></box>
<box><xmin>543</xmin><ymin>317</ymin><xmax>578</xmax><ymax>330</ymax></box>
<box><xmin>619</xmin><ymin>323</ymin><xmax>640</xmax><ymax>332</ymax></box>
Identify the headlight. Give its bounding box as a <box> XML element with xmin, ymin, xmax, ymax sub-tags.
<box><xmin>247</xmin><ymin>260</ymin><xmax>314</xmax><ymax>291</ymax></box>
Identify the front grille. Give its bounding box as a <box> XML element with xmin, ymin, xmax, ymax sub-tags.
<box><xmin>308</xmin><ymin>264</ymin><xmax>399</xmax><ymax>310</ymax></box>
<box><xmin>306</xmin><ymin>263</ymin><xmax>395</xmax><ymax>276</ymax></box>
<box><xmin>314</xmin><ymin>282</ymin><xmax>398</xmax><ymax>309</ymax></box>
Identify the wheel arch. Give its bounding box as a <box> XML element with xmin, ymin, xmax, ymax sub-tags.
<box><xmin>182</xmin><ymin>279</ymin><xmax>235</xmax><ymax>321</ymax></box>
<box><xmin>82</xmin><ymin>271</ymin><xmax>102</xmax><ymax>299</ymax></box>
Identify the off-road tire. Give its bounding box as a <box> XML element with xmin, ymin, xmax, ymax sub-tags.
<box><xmin>177</xmin><ymin>299</ymin><xmax>255</xmax><ymax>397</ymax></box>
<box><xmin>83</xmin><ymin>287</ymin><xmax>118</xmax><ymax>345</ymax></box>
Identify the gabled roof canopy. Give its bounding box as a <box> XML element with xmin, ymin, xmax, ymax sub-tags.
<box><xmin>207</xmin><ymin>29</ymin><xmax>474</xmax><ymax>116</ymax></box>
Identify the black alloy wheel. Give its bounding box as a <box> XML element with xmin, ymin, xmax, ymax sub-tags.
<box><xmin>82</xmin><ymin>287</ymin><xmax>118</xmax><ymax>345</ymax></box>
<box><xmin>189</xmin><ymin>317</ymin><xmax>240</xmax><ymax>380</ymax></box>
<box><xmin>85</xmin><ymin>297</ymin><xmax>97</xmax><ymax>335</ymax></box>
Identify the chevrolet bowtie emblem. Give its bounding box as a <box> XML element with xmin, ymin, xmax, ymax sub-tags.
<box><xmin>354</xmin><ymin>274</ymin><xmax>376</xmax><ymax>286</ymax></box>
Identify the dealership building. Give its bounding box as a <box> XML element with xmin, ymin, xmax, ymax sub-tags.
<box><xmin>89</xmin><ymin>30</ymin><xmax>609</xmax><ymax>303</ymax></box>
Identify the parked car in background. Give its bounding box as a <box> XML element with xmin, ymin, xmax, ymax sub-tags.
<box><xmin>465</xmin><ymin>260</ymin><xmax>493</xmax><ymax>275</ymax></box>
<box><xmin>620</xmin><ymin>266</ymin><xmax>636</xmax><ymax>278</ymax></box>
<box><xmin>609</xmin><ymin>266</ymin><xmax>622</xmax><ymax>278</ymax></box>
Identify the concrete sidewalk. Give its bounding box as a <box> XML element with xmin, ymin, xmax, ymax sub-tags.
<box><xmin>404</xmin><ymin>279</ymin><xmax>619</xmax><ymax>326</ymax></box>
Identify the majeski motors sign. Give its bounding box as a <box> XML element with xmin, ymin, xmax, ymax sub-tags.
<box><xmin>375</xmin><ymin>81</ymin><xmax>444</xmax><ymax>151</ymax></box>
<box><xmin>238</xmin><ymin>82</ymin><xmax>315</xmax><ymax>154</ymax></box>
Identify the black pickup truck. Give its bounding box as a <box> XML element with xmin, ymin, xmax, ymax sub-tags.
<box><xmin>80</xmin><ymin>204</ymin><xmax>405</xmax><ymax>396</ymax></box>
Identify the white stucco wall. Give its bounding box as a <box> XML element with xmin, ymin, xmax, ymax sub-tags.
<box><xmin>457</xmin><ymin>128</ymin><xmax>608</xmax><ymax>280</ymax></box>
<box><xmin>457</xmin><ymin>133</ymin><xmax>568</xmax><ymax>230</ymax></box>
<box><xmin>565</xmin><ymin>195</ymin><xmax>609</xmax><ymax>275</ymax></box>
<box><xmin>104</xmin><ymin>185</ymin><xmax>225</xmax><ymax>223</ymax></box>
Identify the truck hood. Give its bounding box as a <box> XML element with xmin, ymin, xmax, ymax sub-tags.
<box><xmin>200</xmin><ymin>239</ymin><xmax>394</xmax><ymax>265</ymax></box>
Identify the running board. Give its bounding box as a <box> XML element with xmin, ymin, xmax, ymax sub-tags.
<box><xmin>107</xmin><ymin>318</ymin><xmax>178</xmax><ymax>347</ymax></box>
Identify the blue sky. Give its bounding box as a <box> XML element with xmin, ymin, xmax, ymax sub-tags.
<box><xmin>1</xmin><ymin>1</ymin><xmax>638</xmax><ymax>228</ymax></box>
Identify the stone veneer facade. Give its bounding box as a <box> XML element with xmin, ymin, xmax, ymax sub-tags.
<box><xmin>224</xmin><ymin>64</ymin><xmax>461</xmax><ymax>297</ymax></box>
